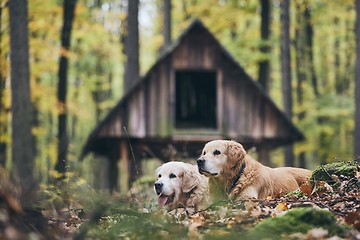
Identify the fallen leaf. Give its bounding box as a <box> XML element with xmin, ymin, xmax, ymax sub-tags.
<box><xmin>275</xmin><ymin>202</ymin><xmax>288</xmax><ymax>212</ymax></box>
<box><xmin>66</xmin><ymin>218</ymin><xmax>72</xmax><ymax>227</ymax></box>
<box><xmin>4</xmin><ymin>195</ymin><xmax>22</xmax><ymax>214</ymax></box>
<box><xmin>345</xmin><ymin>210</ymin><xmax>360</xmax><ymax>229</ymax></box>
<box><xmin>299</xmin><ymin>183</ymin><xmax>312</xmax><ymax>197</ymax></box>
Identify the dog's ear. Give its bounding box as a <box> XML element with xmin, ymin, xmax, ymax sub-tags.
<box><xmin>181</xmin><ymin>168</ymin><xmax>201</xmax><ymax>193</ymax></box>
<box><xmin>226</xmin><ymin>141</ymin><xmax>246</xmax><ymax>168</ymax></box>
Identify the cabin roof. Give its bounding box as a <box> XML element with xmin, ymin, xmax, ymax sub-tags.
<box><xmin>81</xmin><ymin>19</ymin><xmax>304</xmax><ymax>158</ymax></box>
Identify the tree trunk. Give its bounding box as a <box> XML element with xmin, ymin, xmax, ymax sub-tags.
<box><xmin>124</xmin><ymin>0</ymin><xmax>139</xmax><ymax>93</ymax></box>
<box><xmin>343</xmin><ymin>19</ymin><xmax>353</xmax><ymax>96</ymax></box>
<box><xmin>163</xmin><ymin>0</ymin><xmax>171</xmax><ymax>49</ymax></box>
<box><xmin>295</xmin><ymin>1</ymin><xmax>309</xmax><ymax>168</ymax></box>
<box><xmin>55</xmin><ymin>0</ymin><xmax>77</xmax><ymax>174</ymax></box>
<box><xmin>258</xmin><ymin>0</ymin><xmax>271</xmax><ymax>93</ymax></box>
<box><xmin>9</xmin><ymin>0</ymin><xmax>35</xmax><ymax>197</ymax></box>
<box><xmin>0</xmin><ymin>3</ymin><xmax>6</xmax><ymax>167</ymax></box>
<box><xmin>334</xmin><ymin>18</ymin><xmax>343</xmax><ymax>95</ymax></box>
<box><xmin>304</xmin><ymin>4</ymin><xmax>319</xmax><ymax>97</ymax></box>
<box><xmin>354</xmin><ymin>0</ymin><xmax>360</xmax><ymax>158</ymax></box>
<box><xmin>295</xmin><ymin>1</ymin><xmax>305</xmax><ymax>168</ymax></box>
<box><xmin>280</xmin><ymin>0</ymin><xmax>294</xmax><ymax>166</ymax></box>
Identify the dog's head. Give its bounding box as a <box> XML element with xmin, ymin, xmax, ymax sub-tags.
<box><xmin>154</xmin><ymin>162</ymin><xmax>203</xmax><ymax>208</ymax></box>
<box><xmin>197</xmin><ymin>140</ymin><xmax>246</xmax><ymax>177</ymax></box>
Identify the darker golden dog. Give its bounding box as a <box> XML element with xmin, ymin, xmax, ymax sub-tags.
<box><xmin>197</xmin><ymin>140</ymin><xmax>311</xmax><ymax>200</ymax></box>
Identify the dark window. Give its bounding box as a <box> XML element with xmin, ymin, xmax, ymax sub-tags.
<box><xmin>175</xmin><ymin>70</ymin><xmax>217</xmax><ymax>129</ymax></box>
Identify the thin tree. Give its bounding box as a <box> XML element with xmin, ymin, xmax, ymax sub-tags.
<box><xmin>0</xmin><ymin>2</ymin><xmax>7</xmax><ymax>167</ymax></box>
<box><xmin>257</xmin><ymin>0</ymin><xmax>272</xmax><ymax>165</ymax></box>
<box><xmin>294</xmin><ymin>1</ymin><xmax>306</xmax><ymax>168</ymax></box>
<box><xmin>258</xmin><ymin>0</ymin><xmax>271</xmax><ymax>93</ymax></box>
<box><xmin>304</xmin><ymin>3</ymin><xmax>318</xmax><ymax>97</ymax></box>
<box><xmin>55</xmin><ymin>0</ymin><xmax>77</xmax><ymax>174</ymax></box>
<box><xmin>280</xmin><ymin>0</ymin><xmax>294</xmax><ymax>166</ymax></box>
<box><xmin>163</xmin><ymin>0</ymin><xmax>172</xmax><ymax>50</ymax></box>
<box><xmin>124</xmin><ymin>0</ymin><xmax>139</xmax><ymax>92</ymax></box>
<box><xmin>9</xmin><ymin>0</ymin><xmax>35</xmax><ymax>198</ymax></box>
<box><xmin>334</xmin><ymin>17</ymin><xmax>343</xmax><ymax>95</ymax></box>
<box><xmin>355</xmin><ymin>0</ymin><xmax>360</xmax><ymax>158</ymax></box>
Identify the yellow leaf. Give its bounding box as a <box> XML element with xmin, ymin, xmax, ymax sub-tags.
<box><xmin>275</xmin><ymin>202</ymin><xmax>288</xmax><ymax>212</ymax></box>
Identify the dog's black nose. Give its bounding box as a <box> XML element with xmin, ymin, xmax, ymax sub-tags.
<box><xmin>197</xmin><ymin>158</ymin><xmax>205</xmax><ymax>169</ymax></box>
<box><xmin>154</xmin><ymin>182</ymin><xmax>163</xmax><ymax>194</ymax></box>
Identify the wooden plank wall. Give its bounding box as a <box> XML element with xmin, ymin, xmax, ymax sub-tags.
<box><xmin>128</xmin><ymin>87</ymin><xmax>146</xmax><ymax>137</ymax></box>
<box><xmin>98</xmin><ymin>109</ymin><xmax>124</xmax><ymax>137</ymax></box>
<box><xmin>172</xmin><ymin>29</ymin><xmax>218</xmax><ymax>69</ymax></box>
<box><xmin>221</xmin><ymin>56</ymin><xmax>290</xmax><ymax>141</ymax></box>
<box><xmin>146</xmin><ymin>61</ymin><xmax>171</xmax><ymax>137</ymax></box>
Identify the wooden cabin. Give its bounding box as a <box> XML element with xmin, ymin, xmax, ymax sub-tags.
<box><xmin>81</xmin><ymin>20</ymin><xmax>304</xmax><ymax>192</ymax></box>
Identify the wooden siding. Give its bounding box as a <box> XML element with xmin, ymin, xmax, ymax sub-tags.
<box><xmin>98</xmin><ymin>109</ymin><xmax>124</xmax><ymax>137</ymax></box>
<box><xmin>127</xmin><ymin>86</ymin><xmax>146</xmax><ymax>137</ymax></box>
<box><xmin>146</xmin><ymin>61</ymin><xmax>172</xmax><ymax>137</ymax></box>
<box><xmin>220</xmin><ymin>53</ymin><xmax>290</xmax><ymax>141</ymax></box>
<box><xmin>172</xmin><ymin>28</ymin><xmax>219</xmax><ymax>69</ymax></box>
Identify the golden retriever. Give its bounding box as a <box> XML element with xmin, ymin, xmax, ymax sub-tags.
<box><xmin>154</xmin><ymin>161</ymin><xmax>208</xmax><ymax>209</ymax></box>
<box><xmin>197</xmin><ymin>140</ymin><xmax>311</xmax><ymax>200</ymax></box>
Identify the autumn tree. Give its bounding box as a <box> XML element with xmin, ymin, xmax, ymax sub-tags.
<box><xmin>9</xmin><ymin>0</ymin><xmax>35</xmax><ymax>198</ymax></box>
<box><xmin>55</xmin><ymin>0</ymin><xmax>77</xmax><ymax>174</ymax></box>
<box><xmin>280</xmin><ymin>0</ymin><xmax>294</xmax><ymax>166</ymax></box>
<box><xmin>355</xmin><ymin>0</ymin><xmax>360</xmax><ymax>158</ymax></box>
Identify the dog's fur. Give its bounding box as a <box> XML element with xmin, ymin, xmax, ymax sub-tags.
<box><xmin>154</xmin><ymin>161</ymin><xmax>208</xmax><ymax>209</ymax></box>
<box><xmin>197</xmin><ymin>140</ymin><xmax>311</xmax><ymax>200</ymax></box>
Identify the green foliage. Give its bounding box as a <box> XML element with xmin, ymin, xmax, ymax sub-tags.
<box><xmin>248</xmin><ymin>208</ymin><xmax>349</xmax><ymax>239</ymax></box>
<box><xmin>295</xmin><ymin>94</ymin><xmax>355</xmax><ymax>166</ymax></box>
<box><xmin>38</xmin><ymin>170</ymin><xmax>98</xmax><ymax>211</ymax></box>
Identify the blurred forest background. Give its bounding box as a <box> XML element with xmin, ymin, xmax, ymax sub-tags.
<box><xmin>1</xmin><ymin>0</ymin><xmax>360</xmax><ymax>187</ymax></box>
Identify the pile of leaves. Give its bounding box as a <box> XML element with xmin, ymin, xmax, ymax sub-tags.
<box><xmin>0</xmin><ymin>161</ymin><xmax>359</xmax><ymax>239</ymax></box>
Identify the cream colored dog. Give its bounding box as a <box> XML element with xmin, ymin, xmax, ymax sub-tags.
<box><xmin>197</xmin><ymin>140</ymin><xmax>311</xmax><ymax>200</ymax></box>
<box><xmin>154</xmin><ymin>161</ymin><xmax>208</xmax><ymax>209</ymax></box>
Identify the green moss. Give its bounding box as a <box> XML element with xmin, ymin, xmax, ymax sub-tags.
<box><xmin>310</xmin><ymin>161</ymin><xmax>356</xmax><ymax>186</ymax></box>
<box><xmin>284</xmin><ymin>189</ymin><xmax>304</xmax><ymax>198</ymax></box>
<box><xmin>248</xmin><ymin>208</ymin><xmax>349</xmax><ymax>240</ymax></box>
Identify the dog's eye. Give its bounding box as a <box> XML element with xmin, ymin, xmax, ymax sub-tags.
<box><xmin>213</xmin><ymin>150</ymin><xmax>221</xmax><ymax>155</ymax></box>
<box><xmin>169</xmin><ymin>173</ymin><xmax>176</xmax><ymax>179</ymax></box>
<box><xmin>158</xmin><ymin>174</ymin><xmax>162</xmax><ymax>178</ymax></box>
<box><xmin>203</xmin><ymin>151</ymin><xmax>206</xmax><ymax>155</ymax></box>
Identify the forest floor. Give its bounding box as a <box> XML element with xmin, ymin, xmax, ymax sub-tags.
<box><xmin>0</xmin><ymin>161</ymin><xmax>359</xmax><ymax>239</ymax></box>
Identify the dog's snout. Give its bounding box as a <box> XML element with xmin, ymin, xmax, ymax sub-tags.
<box><xmin>197</xmin><ymin>158</ymin><xmax>205</xmax><ymax>168</ymax></box>
<box><xmin>154</xmin><ymin>182</ymin><xmax>163</xmax><ymax>195</ymax></box>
